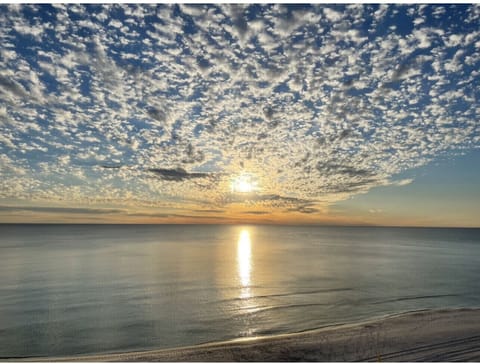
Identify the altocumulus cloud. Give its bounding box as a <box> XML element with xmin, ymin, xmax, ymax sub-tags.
<box><xmin>0</xmin><ymin>205</ymin><xmax>124</xmax><ymax>214</ymax></box>
<box><xmin>0</xmin><ymin>4</ymin><xmax>479</xmax><ymax>215</ymax></box>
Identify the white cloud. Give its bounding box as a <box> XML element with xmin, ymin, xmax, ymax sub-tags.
<box><xmin>0</xmin><ymin>4</ymin><xmax>478</xmax><ymax>215</ymax></box>
<box><xmin>323</xmin><ymin>7</ymin><xmax>343</xmax><ymax>22</ymax></box>
<box><xmin>393</xmin><ymin>179</ymin><xmax>414</xmax><ymax>186</ymax></box>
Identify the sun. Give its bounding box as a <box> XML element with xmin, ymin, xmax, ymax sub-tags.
<box><xmin>231</xmin><ymin>173</ymin><xmax>258</xmax><ymax>193</ymax></box>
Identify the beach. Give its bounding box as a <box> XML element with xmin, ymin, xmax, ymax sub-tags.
<box><xmin>32</xmin><ymin>308</ymin><xmax>480</xmax><ymax>362</ymax></box>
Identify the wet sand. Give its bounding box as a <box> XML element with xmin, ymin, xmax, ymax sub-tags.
<box><xmin>31</xmin><ymin>308</ymin><xmax>480</xmax><ymax>362</ymax></box>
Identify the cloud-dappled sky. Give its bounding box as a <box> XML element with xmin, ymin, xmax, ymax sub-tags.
<box><xmin>0</xmin><ymin>4</ymin><xmax>479</xmax><ymax>225</ymax></box>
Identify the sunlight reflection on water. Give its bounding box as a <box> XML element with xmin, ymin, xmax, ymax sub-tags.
<box><xmin>237</xmin><ymin>229</ymin><xmax>252</xmax><ymax>298</ymax></box>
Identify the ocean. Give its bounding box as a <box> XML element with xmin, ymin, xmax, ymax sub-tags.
<box><xmin>1</xmin><ymin>224</ymin><xmax>479</xmax><ymax>358</ymax></box>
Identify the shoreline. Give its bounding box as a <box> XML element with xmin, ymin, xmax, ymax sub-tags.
<box><xmin>25</xmin><ymin>307</ymin><xmax>480</xmax><ymax>362</ymax></box>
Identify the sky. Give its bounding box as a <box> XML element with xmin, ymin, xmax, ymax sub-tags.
<box><xmin>0</xmin><ymin>4</ymin><xmax>479</xmax><ymax>226</ymax></box>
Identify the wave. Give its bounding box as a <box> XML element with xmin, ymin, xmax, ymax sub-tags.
<box><xmin>214</xmin><ymin>287</ymin><xmax>353</xmax><ymax>304</ymax></box>
<box><xmin>372</xmin><ymin>293</ymin><xmax>462</xmax><ymax>305</ymax></box>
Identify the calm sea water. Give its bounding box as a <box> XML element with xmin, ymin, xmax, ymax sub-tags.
<box><xmin>1</xmin><ymin>224</ymin><xmax>480</xmax><ymax>358</ymax></box>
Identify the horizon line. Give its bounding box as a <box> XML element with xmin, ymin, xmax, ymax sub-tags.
<box><xmin>1</xmin><ymin>222</ymin><xmax>479</xmax><ymax>229</ymax></box>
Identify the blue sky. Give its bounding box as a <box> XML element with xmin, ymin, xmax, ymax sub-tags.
<box><xmin>0</xmin><ymin>4</ymin><xmax>479</xmax><ymax>225</ymax></box>
<box><xmin>335</xmin><ymin>149</ymin><xmax>480</xmax><ymax>226</ymax></box>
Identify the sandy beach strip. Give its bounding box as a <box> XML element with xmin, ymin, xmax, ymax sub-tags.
<box><xmin>27</xmin><ymin>308</ymin><xmax>480</xmax><ymax>362</ymax></box>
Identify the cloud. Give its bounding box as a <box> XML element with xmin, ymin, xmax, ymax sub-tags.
<box><xmin>230</xmin><ymin>193</ymin><xmax>312</xmax><ymax>206</ymax></box>
<box><xmin>392</xmin><ymin>178</ymin><xmax>414</xmax><ymax>186</ymax></box>
<box><xmin>101</xmin><ymin>164</ymin><xmax>123</xmax><ymax>169</ymax></box>
<box><xmin>0</xmin><ymin>205</ymin><xmax>124</xmax><ymax>214</ymax></box>
<box><xmin>0</xmin><ymin>4</ymin><xmax>478</xmax><ymax>219</ymax></box>
<box><xmin>127</xmin><ymin>211</ymin><xmax>230</xmax><ymax>220</ymax></box>
<box><xmin>193</xmin><ymin>209</ymin><xmax>226</xmax><ymax>213</ymax></box>
<box><xmin>287</xmin><ymin>205</ymin><xmax>320</xmax><ymax>214</ymax></box>
<box><xmin>243</xmin><ymin>210</ymin><xmax>270</xmax><ymax>215</ymax></box>
<box><xmin>0</xmin><ymin>74</ymin><xmax>29</xmax><ymax>100</ymax></box>
<box><xmin>323</xmin><ymin>7</ymin><xmax>343</xmax><ymax>22</ymax></box>
<box><xmin>147</xmin><ymin>107</ymin><xmax>168</xmax><ymax>123</ymax></box>
<box><xmin>148</xmin><ymin>168</ymin><xmax>217</xmax><ymax>182</ymax></box>
<box><xmin>315</xmin><ymin>162</ymin><xmax>375</xmax><ymax>178</ymax></box>
<box><xmin>321</xmin><ymin>178</ymin><xmax>381</xmax><ymax>194</ymax></box>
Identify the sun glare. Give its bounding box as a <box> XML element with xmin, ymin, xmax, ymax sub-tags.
<box><xmin>231</xmin><ymin>174</ymin><xmax>258</xmax><ymax>193</ymax></box>
<box><xmin>237</xmin><ymin>229</ymin><xmax>252</xmax><ymax>288</ymax></box>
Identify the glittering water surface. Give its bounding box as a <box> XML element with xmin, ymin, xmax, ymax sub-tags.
<box><xmin>1</xmin><ymin>224</ymin><xmax>480</xmax><ymax>357</ymax></box>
